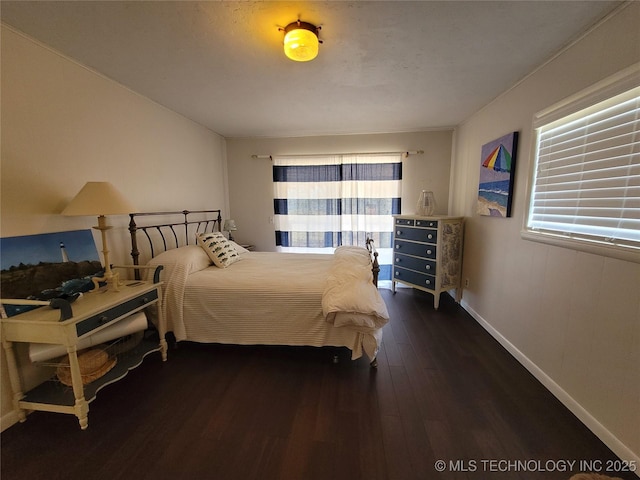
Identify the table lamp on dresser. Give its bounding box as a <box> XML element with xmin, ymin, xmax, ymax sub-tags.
<box><xmin>62</xmin><ymin>181</ymin><xmax>135</xmax><ymax>291</ymax></box>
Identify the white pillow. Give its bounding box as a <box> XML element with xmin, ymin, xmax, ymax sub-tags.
<box><xmin>146</xmin><ymin>245</ymin><xmax>212</xmax><ymax>278</ymax></box>
<box><xmin>196</xmin><ymin>232</ymin><xmax>242</xmax><ymax>268</ymax></box>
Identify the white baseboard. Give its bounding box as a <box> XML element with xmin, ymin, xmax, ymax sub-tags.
<box><xmin>460</xmin><ymin>299</ymin><xmax>640</xmax><ymax>477</ymax></box>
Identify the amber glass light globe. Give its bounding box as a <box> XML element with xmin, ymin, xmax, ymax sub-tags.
<box><xmin>283</xmin><ymin>26</ymin><xmax>319</xmax><ymax>62</ymax></box>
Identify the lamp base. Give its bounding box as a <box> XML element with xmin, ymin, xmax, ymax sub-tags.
<box><xmin>92</xmin><ymin>215</ymin><xmax>123</xmax><ymax>292</ymax></box>
<box><xmin>91</xmin><ymin>270</ymin><xmax>123</xmax><ymax>292</ymax></box>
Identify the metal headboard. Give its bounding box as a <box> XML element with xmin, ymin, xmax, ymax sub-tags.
<box><xmin>129</xmin><ymin>209</ymin><xmax>222</xmax><ymax>279</ymax></box>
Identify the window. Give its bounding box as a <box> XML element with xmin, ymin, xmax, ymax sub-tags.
<box><xmin>272</xmin><ymin>153</ymin><xmax>402</xmax><ymax>282</ymax></box>
<box><xmin>523</xmin><ymin>65</ymin><xmax>640</xmax><ymax>263</ymax></box>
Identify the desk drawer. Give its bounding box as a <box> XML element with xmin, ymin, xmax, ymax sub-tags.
<box><xmin>393</xmin><ymin>239</ymin><xmax>436</xmax><ymax>259</ymax></box>
<box><xmin>415</xmin><ymin>219</ymin><xmax>438</xmax><ymax>228</ymax></box>
<box><xmin>76</xmin><ymin>289</ymin><xmax>158</xmax><ymax>337</ymax></box>
<box><xmin>394</xmin><ymin>253</ymin><xmax>436</xmax><ymax>275</ymax></box>
<box><xmin>395</xmin><ymin>218</ymin><xmax>415</xmax><ymax>226</ymax></box>
<box><xmin>393</xmin><ymin>267</ymin><xmax>436</xmax><ymax>289</ymax></box>
<box><xmin>395</xmin><ymin>226</ymin><xmax>438</xmax><ymax>244</ymax></box>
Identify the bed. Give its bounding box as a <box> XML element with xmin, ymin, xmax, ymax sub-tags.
<box><xmin>128</xmin><ymin>209</ymin><xmax>389</xmax><ymax>365</ymax></box>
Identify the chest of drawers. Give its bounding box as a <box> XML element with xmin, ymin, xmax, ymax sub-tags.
<box><xmin>392</xmin><ymin>215</ymin><xmax>464</xmax><ymax>309</ymax></box>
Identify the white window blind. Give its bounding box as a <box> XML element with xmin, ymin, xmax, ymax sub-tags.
<box><xmin>525</xmin><ymin>69</ymin><xmax>640</xmax><ymax>262</ymax></box>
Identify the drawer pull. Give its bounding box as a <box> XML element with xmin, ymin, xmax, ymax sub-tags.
<box><xmin>395</xmin><ymin>257</ymin><xmax>401</xmax><ymax>262</ymax></box>
<box><xmin>427</xmin><ymin>234</ymin><xmax>433</xmax><ymax>239</ymax></box>
<box><xmin>141</xmin><ymin>297</ymin><xmax>149</xmax><ymax>304</ymax></box>
<box><xmin>425</xmin><ymin>280</ymin><xmax>431</xmax><ymax>285</ymax></box>
<box><xmin>396</xmin><ymin>230</ymin><xmax>401</xmax><ymax>235</ymax></box>
<box><xmin>425</xmin><ymin>265</ymin><xmax>431</xmax><ymax>270</ymax></box>
<box><xmin>396</xmin><ymin>245</ymin><xmax>400</xmax><ymax>249</ymax></box>
<box><xmin>426</xmin><ymin>249</ymin><xmax>432</xmax><ymax>255</ymax></box>
<box><xmin>98</xmin><ymin>315</ymin><xmax>109</xmax><ymax>325</ymax></box>
<box><xmin>395</xmin><ymin>271</ymin><xmax>400</xmax><ymax>276</ymax></box>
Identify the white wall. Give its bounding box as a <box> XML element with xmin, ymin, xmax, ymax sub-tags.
<box><xmin>449</xmin><ymin>3</ymin><xmax>640</xmax><ymax>464</ymax></box>
<box><xmin>0</xmin><ymin>26</ymin><xmax>228</xmax><ymax>427</ymax></box>
<box><xmin>226</xmin><ymin>131</ymin><xmax>453</xmax><ymax>251</ymax></box>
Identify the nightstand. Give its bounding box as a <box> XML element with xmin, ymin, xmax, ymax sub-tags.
<box><xmin>1</xmin><ymin>268</ymin><xmax>165</xmax><ymax>430</ymax></box>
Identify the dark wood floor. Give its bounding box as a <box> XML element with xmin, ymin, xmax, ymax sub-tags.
<box><xmin>2</xmin><ymin>289</ymin><xmax>635</xmax><ymax>480</ymax></box>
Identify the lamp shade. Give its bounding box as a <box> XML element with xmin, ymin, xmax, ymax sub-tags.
<box><xmin>223</xmin><ymin>219</ymin><xmax>238</xmax><ymax>231</ymax></box>
<box><xmin>283</xmin><ymin>21</ymin><xmax>320</xmax><ymax>62</ymax></box>
<box><xmin>62</xmin><ymin>182</ymin><xmax>135</xmax><ymax>216</ymax></box>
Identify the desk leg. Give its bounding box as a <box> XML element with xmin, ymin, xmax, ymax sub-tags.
<box><xmin>66</xmin><ymin>346</ymin><xmax>89</xmax><ymax>430</ymax></box>
<box><xmin>156</xmin><ymin>288</ymin><xmax>168</xmax><ymax>362</ymax></box>
<box><xmin>2</xmin><ymin>339</ymin><xmax>27</xmax><ymax>423</ymax></box>
<box><xmin>159</xmin><ymin>337</ymin><xmax>168</xmax><ymax>362</ymax></box>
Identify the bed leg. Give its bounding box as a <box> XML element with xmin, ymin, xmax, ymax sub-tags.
<box><xmin>165</xmin><ymin>332</ymin><xmax>177</xmax><ymax>350</ymax></box>
<box><xmin>370</xmin><ymin>357</ymin><xmax>378</xmax><ymax>369</ymax></box>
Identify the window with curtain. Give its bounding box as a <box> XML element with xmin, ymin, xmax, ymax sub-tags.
<box><xmin>523</xmin><ymin>66</ymin><xmax>639</xmax><ymax>263</ymax></box>
<box><xmin>273</xmin><ymin>153</ymin><xmax>402</xmax><ymax>282</ymax></box>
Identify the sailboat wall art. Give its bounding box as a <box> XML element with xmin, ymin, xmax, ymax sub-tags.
<box><xmin>477</xmin><ymin>131</ymin><xmax>519</xmax><ymax>217</ymax></box>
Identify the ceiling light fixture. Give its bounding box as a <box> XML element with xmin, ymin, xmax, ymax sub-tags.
<box><xmin>281</xmin><ymin>20</ymin><xmax>322</xmax><ymax>62</ymax></box>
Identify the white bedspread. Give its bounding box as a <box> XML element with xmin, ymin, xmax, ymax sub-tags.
<box><xmin>323</xmin><ymin>246</ymin><xmax>389</xmax><ymax>331</ymax></box>
<box><xmin>148</xmin><ymin>246</ymin><xmax>386</xmax><ymax>360</ymax></box>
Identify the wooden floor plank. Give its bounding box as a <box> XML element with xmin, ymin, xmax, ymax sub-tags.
<box><xmin>2</xmin><ymin>289</ymin><xmax>635</xmax><ymax>480</ymax></box>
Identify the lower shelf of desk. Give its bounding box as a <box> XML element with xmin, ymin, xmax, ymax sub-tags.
<box><xmin>20</xmin><ymin>337</ymin><xmax>161</xmax><ymax>410</ymax></box>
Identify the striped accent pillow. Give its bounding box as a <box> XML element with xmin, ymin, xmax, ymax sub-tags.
<box><xmin>196</xmin><ymin>232</ymin><xmax>241</xmax><ymax>268</ymax></box>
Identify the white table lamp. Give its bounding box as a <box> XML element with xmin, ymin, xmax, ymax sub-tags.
<box><xmin>62</xmin><ymin>182</ymin><xmax>135</xmax><ymax>291</ymax></box>
<box><xmin>223</xmin><ymin>219</ymin><xmax>238</xmax><ymax>241</ymax></box>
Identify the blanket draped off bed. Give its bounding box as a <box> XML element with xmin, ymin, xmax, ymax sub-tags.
<box><xmin>145</xmin><ymin>244</ymin><xmax>389</xmax><ymax>361</ymax></box>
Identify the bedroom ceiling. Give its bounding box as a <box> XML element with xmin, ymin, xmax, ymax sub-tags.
<box><xmin>0</xmin><ymin>1</ymin><xmax>622</xmax><ymax>138</ymax></box>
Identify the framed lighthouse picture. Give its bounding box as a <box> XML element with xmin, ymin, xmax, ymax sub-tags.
<box><xmin>476</xmin><ymin>131</ymin><xmax>519</xmax><ymax>217</ymax></box>
<box><xmin>0</xmin><ymin>229</ymin><xmax>103</xmax><ymax>316</ymax></box>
